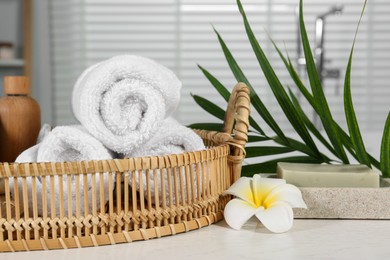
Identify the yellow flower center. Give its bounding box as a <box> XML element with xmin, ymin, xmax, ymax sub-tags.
<box><xmin>253</xmin><ymin>190</ymin><xmax>278</xmax><ymax>209</ymax></box>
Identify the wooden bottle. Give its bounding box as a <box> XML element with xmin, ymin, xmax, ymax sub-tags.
<box><xmin>0</xmin><ymin>76</ymin><xmax>41</xmax><ymax>162</ymax></box>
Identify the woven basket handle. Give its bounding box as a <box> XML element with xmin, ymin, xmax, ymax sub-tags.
<box><xmin>222</xmin><ymin>82</ymin><xmax>250</xmax><ymax>181</ymax></box>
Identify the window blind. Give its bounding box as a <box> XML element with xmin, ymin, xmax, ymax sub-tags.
<box><xmin>49</xmin><ymin>0</ymin><xmax>389</xmax><ymax>133</ymax></box>
<box><xmin>50</xmin><ymin>0</ymin><xmax>86</xmax><ymax>124</ymax></box>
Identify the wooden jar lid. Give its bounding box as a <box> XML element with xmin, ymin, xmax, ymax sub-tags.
<box><xmin>4</xmin><ymin>76</ymin><xmax>30</xmax><ymax>95</ymax></box>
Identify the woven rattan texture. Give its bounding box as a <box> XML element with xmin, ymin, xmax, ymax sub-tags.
<box><xmin>0</xmin><ymin>83</ymin><xmax>250</xmax><ymax>252</ymax></box>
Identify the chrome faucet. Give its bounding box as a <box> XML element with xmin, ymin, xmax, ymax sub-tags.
<box><xmin>314</xmin><ymin>5</ymin><xmax>344</xmax><ymax>86</ymax></box>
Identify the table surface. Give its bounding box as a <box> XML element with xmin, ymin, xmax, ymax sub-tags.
<box><xmin>2</xmin><ymin>218</ymin><xmax>389</xmax><ymax>260</ymax></box>
<box><xmin>2</xmin><ymin>132</ymin><xmax>387</xmax><ymax>259</ymax></box>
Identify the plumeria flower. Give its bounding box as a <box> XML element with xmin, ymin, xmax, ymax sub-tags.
<box><xmin>223</xmin><ymin>174</ymin><xmax>307</xmax><ymax>233</ymax></box>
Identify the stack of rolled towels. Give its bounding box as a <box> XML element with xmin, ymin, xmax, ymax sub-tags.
<box><xmin>13</xmin><ymin>55</ymin><xmax>205</xmax><ymax>215</ymax></box>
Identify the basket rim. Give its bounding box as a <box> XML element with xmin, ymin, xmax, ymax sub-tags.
<box><xmin>0</xmin><ymin>143</ymin><xmax>230</xmax><ymax>177</ymax></box>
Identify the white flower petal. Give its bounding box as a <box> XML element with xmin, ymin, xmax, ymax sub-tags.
<box><xmin>223</xmin><ymin>177</ymin><xmax>255</xmax><ymax>206</ymax></box>
<box><xmin>264</xmin><ymin>184</ymin><xmax>307</xmax><ymax>209</ymax></box>
<box><xmin>252</xmin><ymin>175</ymin><xmax>286</xmax><ymax>206</ymax></box>
<box><xmin>255</xmin><ymin>201</ymin><xmax>294</xmax><ymax>233</ymax></box>
<box><xmin>224</xmin><ymin>198</ymin><xmax>257</xmax><ymax>230</ymax></box>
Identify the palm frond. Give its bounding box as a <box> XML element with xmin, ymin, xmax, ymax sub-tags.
<box><xmin>237</xmin><ymin>0</ymin><xmax>323</xmax><ymax>160</ymax></box>
<box><xmin>381</xmin><ymin>113</ymin><xmax>390</xmax><ymax>177</ymax></box>
<box><xmin>343</xmin><ymin>0</ymin><xmax>371</xmax><ymax>167</ymax></box>
<box><xmin>214</xmin><ymin>27</ymin><xmax>287</xmax><ymax>142</ymax></box>
<box><xmin>298</xmin><ymin>0</ymin><xmax>349</xmax><ymax>163</ymax></box>
<box><xmin>190</xmin><ymin>0</ymin><xmax>386</xmax><ymax>177</ymax></box>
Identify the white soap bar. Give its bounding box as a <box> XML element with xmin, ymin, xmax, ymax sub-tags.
<box><xmin>276</xmin><ymin>163</ymin><xmax>380</xmax><ymax>188</ymax></box>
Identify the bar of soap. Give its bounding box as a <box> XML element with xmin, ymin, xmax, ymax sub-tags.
<box><xmin>276</xmin><ymin>163</ymin><xmax>380</xmax><ymax>188</ymax></box>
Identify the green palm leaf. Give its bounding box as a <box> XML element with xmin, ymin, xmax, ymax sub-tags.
<box><xmin>213</xmin><ymin>27</ymin><xmax>288</xmax><ymax>143</ymax></box>
<box><xmin>191</xmin><ymin>0</ymin><xmax>385</xmax><ymax>177</ymax></box>
<box><xmin>368</xmin><ymin>154</ymin><xmax>381</xmax><ymax>170</ymax></box>
<box><xmin>198</xmin><ymin>65</ymin><xmax>230</xmax><ymax>100</ymax></box>
<box><xmin>286</xmin><ymin>54</ymin><xmax>381</xmax><ymax>167</ymax></box>
<box><xmin>248</xmin><ymin>135</ymin><xmax>270</xmax><ymax>142</ymax></box>
<box><xmin>288</xmin><ymin>88</ymin><xmax>337</xmax><ymax>158</ymax></box>
<box><xmin>381</xmin><ymin>113</ymin><xmax>390</xmax><ymax>177</ymax></box>
<box><xmin>344</xmin><ymin>0</ymin><xmax>370</xmax><ymax>167</ymax></box>
<box><xmin>192</xmin><ymin>95</ymin><xmax>225</xmax><ymax>121</ymax></box>
<box><xmin>246</xmin><ymin>146</ymin><xmax>295</xmax><ymax>158</ymax></box>
<box><xmin>198</xmin><ymin>65</ymin><xmax>265</xmax><ymax>135</ymax></box>
<box><xmin>188</xmin><ymin>123</ymin><xmax>224</xmax><ymax>132</ymax></box>
<box><xmin>270</xmin><ymin>38</ymin><xmax>357</xmax><ymax>162</ymax></box>
<box><xmin>241</xmin><ymin>156</ymin><xmax>323</xmax><ymax>175</ymax></box>
<box><xmin>299</xmin><ymin>0</ymin><xmax>349</xmax><ymax>164</ymax></box>
<box><xmin>285</xmin><ymin>54</ymin><xmax>368</xmax><ymax>164</ymax></box>
<box><xmin>267</xmin><ymin>35</ymin><xmax>316</xmax><ymax>109</ymax></box>
<box><xmin>272</xmin><ymin>136</ymin><xmax>330</xmax><ymax>162</ymax></box>
<box><xmin>236</xmin><ymin>0</ymin><xmax>322</xmax><ymax>160</ymax></box>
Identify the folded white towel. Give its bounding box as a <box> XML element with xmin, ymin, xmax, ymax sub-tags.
<box><xmin>14</xmin><ymin>143</ymin><xmax>40</xmax><ymax>163</ymax></box>
<box><xmin>72</xmin><ymin>55</ymin><xmax>182</xmax><ymax>154</ymax></box>
<box><xmin>127</xmin><ymin>118</ymin><xmax>205</xmax><ymax>204</ymax></box>
<box><xmin>128</xmin><ymin>118</ymin><xmax>205</xmax><ymax>158</ymax></box>
<box><xmin>13</xmin><ymin>125</ymin><xmax>113</xmax><ymax>216</ymax></box>
<box><xmin>37</xmin><ymin>125</ymin><xmax>113</xmax><ymax>162</ymax></box>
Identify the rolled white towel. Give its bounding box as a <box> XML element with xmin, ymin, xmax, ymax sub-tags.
<box><xmin>128</xmin><ymin>118</ymin><xmax>205</xmax><ymax>158</ymax></box>
<box><xmin>127</xmin><ymin>118</ymin><xmax>205</xmax><ymax>204</ymax></box>
<box><xmin>72</xmin><ymin>55</ymin><xmax>182</xmax><ymax>154</ymax></box>
<box><xmin>37</xmin><ymin>125</ymin><xmax>113</xmax><ymax>162</ymax></box>
<box><xmin>13</xmin><ymin>125</ymin><xmax>113</xmax><ymax>216</ymax></box>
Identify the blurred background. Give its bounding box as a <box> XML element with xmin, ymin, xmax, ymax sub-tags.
<box><xmin>0</xmin><ymin>0</ymin><xmax>389</xmax><ymax>135</ymax></box>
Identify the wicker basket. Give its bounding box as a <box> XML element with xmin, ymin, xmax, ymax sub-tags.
<box><xmin>0</xmin><ymin>83</ymin><xmax>250</xmax><ymax>252</ymax></box>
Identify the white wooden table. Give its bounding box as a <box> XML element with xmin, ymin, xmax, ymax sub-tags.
<box><xmin>2</xmin><ymin>218</ymin><xmax>390</xmax><ymax>260</ymax></box>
